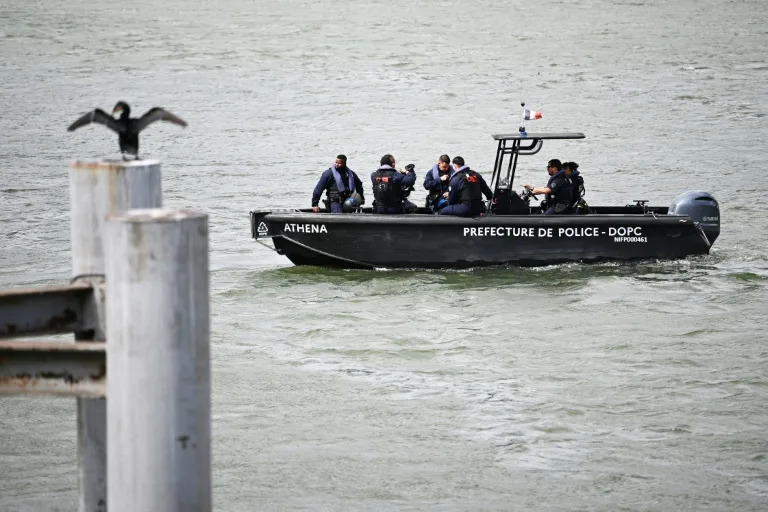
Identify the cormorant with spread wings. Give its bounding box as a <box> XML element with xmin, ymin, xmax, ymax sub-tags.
<box><xmin>68</xmin><ymin>101</ymin><xmax>187</xmax><ymax>160</ymax></box>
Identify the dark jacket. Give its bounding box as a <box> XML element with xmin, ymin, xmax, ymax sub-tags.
<box><xmin>423</xmin><ymin>164</ymin><xmax>453</xmax><ymax>193</ymax></box>
<box><xmin>312</xmin><ymin>166</ymin><xmax>365</xmax><ymax>207</ymax></box>
<box><xmin>370</xmin><ymin>165</ymin><xmax>417</xmax><ymax>213</ymax></box>
<box><xmin>569</xmin><ymin>170</ymin><xmax>584</xmax><ymax>205</ymax></box>
<box><xmin>545</xmin><ymin>169</ymin><xmax>572</xmax><ymax>207</ymax></box>
<box><xmin>447</xmin><ymin>167</ymin><xmax>492</xmax><ymax>206</ymax></box>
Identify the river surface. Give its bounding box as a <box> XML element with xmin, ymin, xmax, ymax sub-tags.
<box><xmin>1</xmin><ymin>0</ymin><xmax>767</xmax><ymax>510</ymax></box>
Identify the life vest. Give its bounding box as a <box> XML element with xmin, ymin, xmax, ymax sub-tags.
<box><xmin>328</xmin><ymin>167</ymin><xmax>355</xmax><ymax>202</ymax></box>
<box><xmin>372</xmin><ymin>168</ymin><xmax>404</xmax><ymax>208</ymax></box>
<box><xmin>426</xmin><ymin>164</ymin><xmax>451</xmax><ymax>205</ymax></box>
<box><xmin>429</xmin><ymin>165</ymin><xmax>452</xmax><ymax>185</ymax></box>
<box><xmin>456</xmin><ymin>169</ymin><xmax>483</xmax><ymax>205</ymax></box>
<box><xmin>430</xmin><ymin>165</ymin><xmax>441</xmax><ymax>183</ymax></box>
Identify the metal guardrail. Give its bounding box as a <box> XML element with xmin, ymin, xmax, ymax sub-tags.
<box><xmin>0</xmin><ymin>282</ymin><xmax>107</xmax><ymax>396</ymax></box>
<box><xmin>0</xmin><ymin>340</ymin><xmax>106</xmax><ymax>397</ymax></box>
<box><xmin>0</xmin><ymin>283</ymin><xmax>92</xmax><ymax>337</ymax></box>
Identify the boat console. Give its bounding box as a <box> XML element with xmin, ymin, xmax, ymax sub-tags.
<box><xmin>487</xmin><ymin>132</ymin><xmax>585</xmax><ymax>215</ymax></box>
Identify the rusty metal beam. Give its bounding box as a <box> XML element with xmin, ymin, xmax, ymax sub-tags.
<box><xmin>0</xmin><ymin>340</ymin><xmax>106</xmax><ymax>397</ymax></box>
<box><xmin>0</xmin><ymin>283</ymin><xmax>93</xmax><ymax>338</ymax></box>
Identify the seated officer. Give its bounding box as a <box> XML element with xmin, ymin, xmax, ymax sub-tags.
<box><xmin>438</xmin><ymin>156</ymin><xmax>493</xmax><ymax>217</ymax></box>
<box><xmin>524</xmin><ymin>158</ymin><xmax>572</xmax><ymax>215</ymax></box>
<box><xmin>371</xmin><ymin>154</ymin><xmax>416</xmax><ymax>214</ymax></box>
<box><xmin>311</xmin><ymin>154</ymin><xmax>365</xmax><ymax>213</ymax></box>
<box><xmin>423</xmin><ymin>154</ymin><xmax>453</xmax><ymax>212</ymax></box>
<box><xmin>563</xmin><ymin>161</ymin><xmax>588</xmax><ymax>214</ymax></box>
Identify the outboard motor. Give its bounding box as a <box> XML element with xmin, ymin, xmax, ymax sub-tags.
<box><xmin>668</xmin><ymin>190</ymin><xmax>720</xmax><ymax>245</ymax></box>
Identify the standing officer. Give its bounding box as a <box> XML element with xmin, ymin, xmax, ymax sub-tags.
<box><xmin>523</xmin><ymin>158</ymin><xmax>572</xmax><ymax>215</ymax></box>
<box><xmin>371</xmin><ymin>154</ymin><xmax>417</xmax><ymax>214</ymax></box>
<box><xmin>311</xmin><ymin>154</ymin><xmax>365</xmax><ymax>213</ymax></box>
<box><xmin>438</xmin><ymin>156</ymin><xmax>493</xmax><ymax>217</ymax></box>
<box><xmin>423</xmin><ymin>154</ymin><xmax>453</xmax><ymax>211</ymax></box>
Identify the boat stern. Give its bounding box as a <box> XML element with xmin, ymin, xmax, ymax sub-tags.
<box><xmin>668</xmin><ymin>191</ymin><xmax>720</xmax><ymax>245</ymax></box>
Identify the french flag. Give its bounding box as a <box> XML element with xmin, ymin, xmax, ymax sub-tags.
<box><xmin>524</xmin><ymin>108</ymin><xmax>542</xmax><ymax>120</ymax></box>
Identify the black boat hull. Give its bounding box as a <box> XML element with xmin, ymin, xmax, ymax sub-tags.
<box><xmin>251</xmin><ymin>209</ymin><xmax>712</xmax><ymax>269</ymax></box>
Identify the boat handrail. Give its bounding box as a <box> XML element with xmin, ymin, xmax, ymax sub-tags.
<box><xmin>492</xmin><ymin>132</ymin><xmax>586</xmax><ymax>140</ymax></box>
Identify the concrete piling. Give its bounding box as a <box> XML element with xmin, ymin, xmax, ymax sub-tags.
<box><xmin>70</xmin><ymin>159</ymin><xmax>162</xmax><ymax>512</ymax></box>
<box><xmin>70</xmin><ymin>159</ymin><xmax>162</xmax><ymax>276</ymax></box>
<box><xmin>105</xmin><ymin>209</ymin><xmax>211</xmax><ymax>512</ymax></box>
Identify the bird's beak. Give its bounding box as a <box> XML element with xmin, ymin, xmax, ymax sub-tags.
<box><xmin>113</xmin><ymin>105</ymin><xmax>122</xmax><ymax>116</ymax></box>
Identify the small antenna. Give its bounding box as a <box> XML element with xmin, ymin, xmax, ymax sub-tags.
<box><xmin>519</xmin><ymin>101</ymin><xmax>526</xmax><ymax>133</ymax></box>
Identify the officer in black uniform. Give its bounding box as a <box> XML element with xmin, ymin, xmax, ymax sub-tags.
<box><xmin>438</xmin><ymin>156</ymin><xmax>493</xmax><ymax>217</ymax></box>
<box><xmin>311</xmin><ymin>154</ymin><xmax>365</xmax><ymax>213</ymax></box>
<box><xmin>370</xmin><ymin>154</ymin><xmax>417</xmax><ymax>214</ymax></box>
<box><xmin>563</xmin><ymin>161</ymin><xmax>588</xmax><ymax>214</ymax></box>
<box><xmin>524</xmin><ymin>159</ymin><xmax>573</xmax><ymax>215</ymax></box>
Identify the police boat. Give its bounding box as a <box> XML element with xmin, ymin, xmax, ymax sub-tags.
<box><xmin>249</xmin><ymin>132</ymin><xmax>720</xmax><ymax>269</ymax></box>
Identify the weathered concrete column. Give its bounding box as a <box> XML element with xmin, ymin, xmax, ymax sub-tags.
<box><xmin>71</xmin><ymin>159</ymin><xmax>162</xmax><ymax>275</ymax></box>
<box><xmin>105</xmin><ymin>209</ymin><xmax>210</xmax><ymax>512</ymax></box>
<box><xmin>70</xmin><ymin>159</ymin><xmax>162</xmax><ymax>512</ymax></box>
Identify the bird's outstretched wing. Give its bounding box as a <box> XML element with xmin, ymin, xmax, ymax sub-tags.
<box><xmin>67</xmin><ymin>109</ymin><xmax>123</xmax><ymax>133</ymax></box>
<box><xmin>135</xmin><ymin>108</ymin><xmax>188</xmax><ymax>132</ymax></box>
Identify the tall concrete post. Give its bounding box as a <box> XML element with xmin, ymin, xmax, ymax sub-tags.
<box><xmin>70</xmin><ymin>159</ymin><xmax>162</xmax><ymax>512</ymax></box>
<box><xmin>105</xmin><ymin>209</ymin><xmax>211</xmax><ymax>512</ymax></box>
